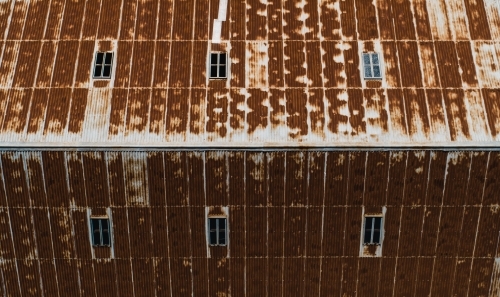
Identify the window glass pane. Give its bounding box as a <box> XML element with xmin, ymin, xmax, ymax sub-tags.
<box><xmin>364</xmin><ymin>229</ymin><xmax>372</xmax><ymax>244</ymax></box>
<box><xmin>209</xmin><ymin>218</ymin><xmax>217</xmax><ymax>230</ymax></box>
<box><xmin>94</xmin><ymin>65</ymin><xmax>102</xmax><ymax>77</ymax></box>
<box><xmin>211</xmin><ymin>53</ymin><xmax>218</xmax><ymax>65</ymax></box>
<box><xmin>102</xmin><ymin>229</ymin><xmax>110</xmax><ymax>246</ymax></box>
<box><xmin>210</xmin><ymin>66</ymin><xmax>218</xmax><ymax>78</ymax></box>
<box><xmin>373</xmin><ymin>66</ymin><xmax>381</xmax><ymax>78</ymax></box>
<box><xmin>218</xmin><ymin>229</ymin><xmax>226</xmax><ymax>245</ymax></box>
<box><xmin>219</xmin><ymin>65</ymin><xmax>226</xmax><ymax>77</ymax></box>
<box><xmin>219</xmin><ymin>53</ymin><xmax>226</xmax><ymax>64</ymax></box>
<box><xmin>96</xmin><ymin>52</ymin><xmax>104</xmax><ymax>64</ymax></box>
<box><xmin>374</xmin><ymin>217</ymin><xmax>381</xmax><ymax>229</ymax></box>
<box><xmin>218</xmin><ymin>218</ymin><xmax>226</xmax><ymax>230</ymax></box>
<box><xmin>91</xmin><ymin>219</ymin><xmax>101</xmax><ymax>245</ymax></box>
<box><xmin>363</xmin><ymin>54</ymin><xmax>370</xmax><ymax>65</ymax></box>
<box><xmin>105</xmin><ymin>53</ymin><xmax>113</xmax><ymax>64</ymax></box>
<box><xmin>103</xmin><ymin>66</ymin><xmax>111</xmax><ymax>77</ymax></box>
<box><xmin>371</xmin><ymin>53</ymin><xmax>379</xmax><ymax>65</ymax></box>
<box><xmin>210</xmin><ymin>230</ymin><xmax>217</xmax><ymax>245</ymax></box>
<box><xmin>364</xmin><ymin>66</ymin><xmax>372</xmax><ymax>78</ymax></box>
<box><xmin>372</xmin><ymin>230</ymin><xmax>380</xmax><ymax>244</ymax></box>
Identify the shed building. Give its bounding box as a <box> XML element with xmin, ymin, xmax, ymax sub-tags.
<box><xmin>0</xmin><ymin>0</ymin><xmax>499</xmax><ymax>296</ymax></box>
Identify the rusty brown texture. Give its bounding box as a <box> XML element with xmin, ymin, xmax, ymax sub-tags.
<box><xmin>0</xmin><ymin>151</ymin><xmax>496</xmax><ymax>295</ymax></box>
<box><xmin>43</xmin><ymin>88</ymin><xmax>71</xmax><ymax>134</ymax></box>
<box><xmin>6</xmin><ymin>1</ymin><xmax>27</xmax><ymax>40</ymax></box>
<box><xmin>35</xmin><ymin>41</ymin><xmax>57</xmax><ymax>87</ymax></box>
<box><xmin>23</xmin><ymin>2</ymin><xmax>49</xmax><ymax>40</ymax></box>
<box><xmin>126</xmin><ymin>88</ymin><xmax>151</xmax><ymax>133</ymax></box>
<box><xmin>398</xmin><ymin>41</ymin><xmax>423</xmax><ymax>87</ymax></box>
<box><xmin>3</xmin><ymin>89</ymin><xmax>31</xmax><ymax>133</ymax></box>
<box><xmin>60</xmin><ymin>0</ymin><xmax>85</xmax><ymax>40</ymax></box>
<box><xmin>13</xmin><ymin>41</ymin><xmax>41</xmax><ymax>87</ymax></box>
<box><xmin>81</xmin><ymin>0</ymin><xmax>100</xmax><ymax>39</ymax></box>
<box><xmin>355</xmin><ymin>0</ymin><xmax>378</xmax><ymax>40</ymax></box>
<box><xmin>340</xmin><ymin>0</ymin><xmax>356</xmax><ymax>39</ymax></box>
<box><xmin>53</xmin><ymin>41</ymin><xmax>79</xmax><ymax>87</ymax></box>
<box><xmin>130</xmin><ymin>41</ymin><xmax>154</xmax><ymax>87</ymax></box>
<box><xmin>463</xmin><ymin>0</ymin><xmax>492</xmax><ymax>40</ymax></box>
<box><xmin>284</xmin><ymin>41</ymin><xmax>307</xmax><ymax>87</ymax></box>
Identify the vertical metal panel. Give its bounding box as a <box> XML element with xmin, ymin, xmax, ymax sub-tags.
<box><xmin>106</xmin><ymin>152</ymin><xmax>127</xmax><ymax>207</ymax></box>
<box><xmin>192</xmin><ymin>258</ymin><xmax>208</xmax><ymax>297</ymax></box>
<box><xmin>356</xmin><ymin>257</ymin><xmax>380</xmax><ymax>297</ymax></box>
<box><xmin>377</xmin><ymin>257</ymin><xmax>396</xmax><ymax>297</ymax></box>
<box><xmin>386</xmin><ymin>152</ymin><xmax>407</xmax><ymax>206</ymax></box>
<box><xmin>267</xmin><ymin>152</ymin><xmax>284</xmax><ymax>207</ymax></box>
<box><xmin>475</xmin><ymin>207</ymin><xmax>500</xmax><ymax>257</ymax></box>
<box><xmin>207</xmin><ymin>151</ymin><xmax>227</xmax><ymax>206</ymax></box>
<box><xmin>246</xmin><ymin>207</ymin><xmax>266</xmax><ymax>257</ymax></box>
<box><xmin>285</xmin><ymin>152</ymin><xmax>307</xmax><ymax>206</ymax></box>
<box><xmin>2</xmin><ymin>260</ymin><xmax>22</xmax><ymax>297</ymax></box>
<box><xmin>419</xmin><ymin>207</ymin><xmax>441</xmax><ymax>256</ymax></box>
<box><xmin>230</xmin><ymin>258</ymin><xmax>245</xmax><ymax>297</ymax></box>
<box><xmin>39</xmin><ymin>259</ymin><xmax>59</xmax><ymax>297</ymax></box>
<box><xmin>166</xmin><ymin>207</ymin><xmax>191</xmax><ymax>258</ymax></box>
<box><xmin>10</xmin><ymin>208</ymin><xmax>36</xmax><ymax>259</ymax></box>
<box><xmin>26</xmin><ymin>152</ymin><xmax>48</xmax><ymax>208</ymax></box>
<box><xmin>308</xmin><ymin>152</ymin><xmax>325</xmax><ymax>207</ymax></box>
<box><xmin>49</xmin><ymin>208</ymin><xmax>75</xmax><ymax>259</ymax></box>
<box><xmin>452</xmin><ymin>258</ymin><xmax>473</xmax><ymax>296</ymax></box>
<box><xmin>72</xmin><ymin>210</ymin><xmax>92</xmax><ymax>259</ymax></box>
<box><xmin>122</xmin><ymin>152</ymin><xmax>149</xmax><ymax>207</ymax></box>
<box><xmin>128</xmin><ymin>207</ymin><xmax>153</xmax><ymax>258</ymax></box>
<box><xmin>304</xmin><ymin>258</ymin><xmax>321</xmax><ymax>297</ymax></box>
<box><xmin>246</xmin><ymin>258</ymin><xmax>266</xmax><ymax>296</ymax></box>
<box><xmin>466</xmin><ymin>152</ymin><xmax>489</xmax><ymax>205</ymax></box>
<box><xmin>319</xmin><ymin>258</ymin><xmax>342</xmax><ymax>297</ymax></box>
<box><xmin>190</xmin><ymin>207</ymin><xmax>207</xmax><ymax>258</ymax></box>
<box><xmin>469</xmin><ymin>258</ymin><xmax>494</xmax><ymax>296</ymax></box>
<box><xmin>132</xmin><ymin>259</ymin><xmax>155</xmax><ymax>297</ymax></box>
<box><xmin>94</xmin><ymin>259</ymin><xmax>117</xmax><ymax>297</ymax></box>
<box><xmin>325</xmin><ymin>152</ymin><xmax>349</xmax><ymax>206</ymax></box>
<box><xmin>306</xmin><ymin>207</ymin><xmax>322</xmax><ymax>257</ymax></box>
<box><xmin>246</xmin><ymin>152</ymin><xmax>266</xmax><ymax>206</ymax></box>
<box><xmin>405</xmin><ymin>151</ymin><xmax>430</xmax><ymax>205</ymax></box>
<box><xmin>431</xmin><ymin>257</ymin><xmax>455</xmax><ymax>296</ymax></box>
<box><xmin>151</xmin><ymin>207</ymin><xmax>169</xmax><ymax>257</ymax></box>
<box><xmin>83</xmin><ymin>152</ymin><xmax>111</xmax><ymax>208</ymax></box>
<box><xmin>165</xmin><ymin>152</ymin><xmax>188</xmax><ymax>206</ymax></box>
<box><xmin>110</xmin><ymin>208</ymin><xmax>130</xmax><ymax>259</ymax></box>
<box><xmin>283</xmin><ymin>258</ymin><xmax>303</xmax><ymax>296</ymax></box>
<box><xmin>170</xmin><ymin>258</ymin><xmax>193</xmax><ymax>296</ymax></box>
<box><xmin>32</xmin><ymin>208</ymin><xmax>54</xmax><ymax>259</ymax></box>
<box><xmin>284</xmin><ymin>207</ymin><xmax>306</xmax><ymax>257</ymax></box>
<box><xmin>339</xmin><ymin>257</ymin><xmax>357</xmax><ymax>297</ymax></box>
<box><xmin>364</xmin><ymin>152</ymin><xmax>388</xmax><ymax>207</ymax></box>
<box><xmin>344</xmin><ymin>207</ymin><xmax>362</xmax><ymax>257</ymax></box>
<box><xmin>322</xmin><ymin>207</ymin><xmax>345</xmax><ymax>256</ymax></box>
<box><xmin>483</xmin><ymin>152</ymin><xmax>500</xmax><ymax>205</ymax></box>
<box><xmin>436</xmin><ymin>207</ymin><xmax>463</xmax><ymax>257</ymax></box>
<box><xmin>426</xmin><ymin>151</ymin><xmax>448</xmax><ymax>206</ymax></box>
<box><xmin>153</xmin><ymin>258</ymin><xmax>171</xmax><ymax>296</ymax></box>
<box><xmin>66</xmin><ymin>152</ymin><xmax>88</xmax><ymax>207</ymax></box>
<box><xmin>147</xmin><ymin>152</ymin><xmax>166</xmax><ymax>207</ymax></box>
<box><xmin>114</xmin><ymin>259</ymin><xmax>133</xmax><ymax>297</ymax></box>
<box><xmin>394</xmin><ymin>258</ymin><xmax>418</xmax><ymax>296</ymax></box>
<box><xmin>382</xmin><ymin>206</ymin><xmax>401</xmax><ymax>256</ymax></box>
<box><xmin>55</xmin><ymin>259</ymin><xmax>80</xmax><ymax>297</ymax></box>
<box><xmin>268</xmin><ymin>207</ymin><xmax>283</xmax><ymax>257</ymax></box>
<box><xmin>2</xmin><ymin>152</ymin><xmax>30</xmax><ymax>207</ymax></box>
<box><xmin>229</xmin><ymin>206</ymin><xmax>245</xmax><ymax>258</ymax></box>
<box><xmin>0</xmin><ymin>208</ymin><xmax>14</xmax><ymax>259</ymax></box>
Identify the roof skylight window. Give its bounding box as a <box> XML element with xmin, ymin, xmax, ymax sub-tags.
<box><xmin>93</xmin><ymin>52</ymin><xmax>114</xmax><ymax>79</ymax></box>
<box><xmin>363</xmin><ymin>52</ymin><xmax>382</xmax><ymax>80</ymax></box>
<box><xmin>209</xmin><ymin>52</ymin><xmax>227</xmax><ymax>79</ymax></box>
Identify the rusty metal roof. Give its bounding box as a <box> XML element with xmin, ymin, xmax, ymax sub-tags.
<box><xmin>0</xmin><ymin>0</ymin><xmax>499</xmax><ymax>148</ymax></box>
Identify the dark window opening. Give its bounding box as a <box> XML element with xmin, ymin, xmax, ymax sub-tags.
<box><xmin>91</xmin><ymin>218</ymin><xmax>111</xmax><ymax>247</ymax></box>
<box><xmin>209</xmin><ymin>52</ymin><xmax>227</xmax><ymax>79</ymax></box>
<box><xmin>209</xmin><ymin>217</ymin><xmax>227</xmax><ymax>246</ymax></box>
<box><xmin>93</xmin><ymin>52</ymin><xmax>113</xmax><ymax>79</ymax></box>
<box><xmin>363</xmin><ymin>216</ymin><xmax>382</xmax><ymax>245</ymax></box>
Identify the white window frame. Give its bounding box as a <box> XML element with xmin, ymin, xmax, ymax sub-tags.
<box><xmin>90</xmin><ymin>217</ymin><xmax>111</xmax><ymax>247</ymax></box>
<box><xmin>362</xmin><ymin>52</ymin><xmax>382</xmax><ymax>80</ymax></box>
<box><xmin>209</xmin><ymin>52</ymin><xmax>227</xmax><ymax>79</ymax></box>
<box><xmin>93</xmin><ymin>51</ymin><xmax>114</xmax><ymax>79</ymax></box>
<box><xmin>363</xmin><ymin>215</ymin><xmax>383</xmax><ymax>246</ymax></box>
<box><xmin>208</xmin><ymin>216</ymin><xmax>227</xmax><ymax>246</ymax></box>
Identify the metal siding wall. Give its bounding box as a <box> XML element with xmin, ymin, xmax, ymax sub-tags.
<box><xmin>0</xmin><ymin>150</ymin><xmax>497</xmax><ymax>296</ymax></box>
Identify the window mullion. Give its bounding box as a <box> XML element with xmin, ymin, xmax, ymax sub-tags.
<box><xmin>370</xmin><ymin>217</ymin><xmax>375</xmax><ymax>244</ymax></box>
<box><xmin>216</xmin><ymin>218</ymin><xmax>219</xmax><ymax>246</ymax></box>
<box><xmin>99</xmin><ymin>220</ymin><xmax>103</xmax><ymax>247</ymax></box>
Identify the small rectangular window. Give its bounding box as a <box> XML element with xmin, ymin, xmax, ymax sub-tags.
<box><xmin>363</xmin><ymin>216</ymin><xmax>382</xmax><ymax>245</ymax></box>
<box><xmin>208</xmin><ymin>217</ymin><xmax>227</xmax><ymax>246</ymax></box>
<box><xmin>362</xmin><ymin>52</ymin><xmax>382</xmax><ymax>80</ymax></box>
<box><xmin>91</xmin><ymin>218</ymin><xmax>111</xmax><ymax>247</ymax></box>
<box><xmin>93</xmin><ymin>52</ymin><xmax>114</xmax><ymax>79</ymax></box>
<box><xmin>209</xmin><ymin>52</ymin><xmax>227</xmax><ymax>79</ymax></box>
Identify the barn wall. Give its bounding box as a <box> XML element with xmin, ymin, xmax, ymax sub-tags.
<box><xmin>0</xmin><ymin>150</ymin><xmax>499</xmax><ymax>297</ymax></box>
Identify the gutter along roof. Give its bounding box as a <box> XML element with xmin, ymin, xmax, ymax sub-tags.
<box><xmin>0</xmin><ymin>0</ymin><xmax>499</xmax><ymax>148</ymax></box>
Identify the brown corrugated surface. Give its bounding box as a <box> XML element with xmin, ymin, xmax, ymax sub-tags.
<box><xmin>0</xmin><ymin>151</ymin><xmax>497</xmax><ymax>295</ymax></box>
